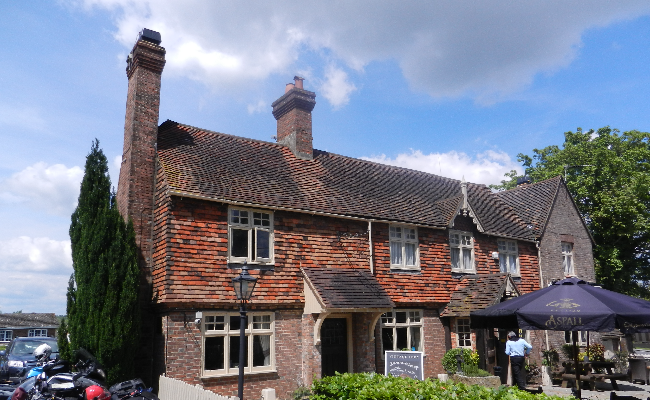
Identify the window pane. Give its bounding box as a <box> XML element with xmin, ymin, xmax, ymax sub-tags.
<box><xmin>405</xmin><ymin>243</ymin><xmax>416</xmax><ymax>266</ymax></box>
<box><xmin>395</xmin><ymin>312</ymin><xmax>407</xmax><ymax>324</ymax></box>
<box><xmin>253</xmin><ymin>212</ymin><xmax>270</xmax><ymax>227</ymax></box>
<box><xmin>390</xmin><ymin>241</ymin><xmax>403</xmax><ymax>265</ymax></box>
<box><xmin>229</xmin><ymin>335</ymin><xmax>248</xmax><ymax>368</ymax></box>
<box><xmin>204</xmin><ymin>336</ymin><xmax>224</xmax><ymax>370</ymax></box>
<box><xmin>462</xmin><ymin>248</ymin><xmax>472</xmax><ymax>270</ymax></box>
<box><xmin>461</xmin><ymin>235</ymin><xmax>471</xmax><ymax>246</ymax></box>
<box><xmin>509</xmin><ymin>255</ymin><xmax>518</xmax><ymax>273</ymax></box>
<box><xmin>451</xmin><ymin>248</ymin><xmax>460</xmax><ymax>269</ymax></box>
<box><xmin>381</xmin><ymin>313</ymin><xmax>393</xmax><ymax>325</ymax></box>
<box><xmin>405</xmin><ymin>228</ymin><xmax>416</xmax><ymax>240</ymax></box>
<box><xmin>231</xmin><ymin>229</ymin><xmax>249</xmax><ymax>258</ymax></box>
<box><xmin>498</xmin><ymin>240</ymin><xmax>506</xmax><ymax>252</ymax></box>
<box><xmin>410</xmin><ymin>327</ymin><xmax>421</xmax><ymax>351</ymax></box>
<box><xmin>253</xmin><ymin>315</ymin><xmax>271</xmax><ymax>330</ymax></box>
<box><xmin>450</xmin><ymin>234</ymin><xmax>459</xmax><ymax>245</ymax></box>
<box><xmin>408</xmin><ymin>311</ymin><xmax>421</xmax><ymax>323</ymax></box>
<box><xmin>396</xmin><ymin>327</ymin><xmax>408</xmax><ymax>350</ymax></box>
<box><xmin>390</xmin><ymin>226</ymin><xmax>401</xmax><ymax>239</ymax></box>
<box><xmin>499</xmin><ymin>254</ymin><xmax>507</xmax><ymax>273</ymax></box>
<box><xmin>382</xmin><ymin>328</ymin><xmax>394</xmax><ymax>352</ymax></box>
<box><xmin>252</xmin><ymin>335</ymin><xmax>271</xmax><ymax>367</ymax></box>
<box><xmin>256</xmin><ymin>230</ymin><xmax>270</xmax><ymax>259</ymax></box>
<box><xmin>508</xmin><ymin>242</ymin><xmax>516</xmax><ymax>252</ymax></box>
<box><xmin>205</xmin><ymin>315</ymin><xmax>225</xmax><ymax>331</ymax></box>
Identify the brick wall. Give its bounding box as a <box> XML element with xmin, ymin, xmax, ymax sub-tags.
<box><xmin>163</xmin><ymin>309</ymin><xmax>304</xmax><ymax>400</ymax></box>
<box><xmin>539</xmin><ymin>184</ymin><xmax>594</xmax><ymax>285</ymax></box>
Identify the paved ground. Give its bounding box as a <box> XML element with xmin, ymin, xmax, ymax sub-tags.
<box><xmin>540</xmin><ymin>381</ymin><xmax>650</xmax><ymax>399</ymax></box>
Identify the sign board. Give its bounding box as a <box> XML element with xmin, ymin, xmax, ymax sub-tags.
<box><xmin>384</xmin><ymin>351</ymin><xmax>424</xmax><ymax>381</ymax></box>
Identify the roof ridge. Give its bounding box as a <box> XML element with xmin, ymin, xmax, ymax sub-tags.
<box><xmin>496</xmin><ymin>175</ymin><xmax>562</xmax><ymax>195</ymax></box>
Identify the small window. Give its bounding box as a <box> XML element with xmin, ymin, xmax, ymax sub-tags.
<box><xmin>0</xmin><ymin>330</ymin><xmax>12</xmax><ymax>342</ymax></box>
<box><xmin>381</xmin><ymin>310</ymin><xmax>423</xmax><ymax>354</ymax></box>
<box><xmin>565</xmin><ymin>331</ymin><xmax>587</xmax><ymax>346</ymax></box>
<box><xmin>203</xmin><ymin>312</ymin><xmax>274</xmax><ymax>376</ymax></box>
<box><xmin>450</xmin><ymin>231</ymin><xmax>474</xmax><ymax>272</ymax></box>
<box><xmin>456</xmin><ymin>318</ymin><xmax>471</xmax><ymax>348</ymax></box>
<box><xmin>562</xmin><ymin>242</ymin><xmax>574</xmax><ymax>275</ymax></box>
<box><xmin>229</xmin><ymin>208</ymin><xmax>273</xmax><ymax>264</ymax></box>
<box><xmin>389</xmin><ymin>225</ymin><xmax>419</xmax><ymax>269</ymax></box>
<box><xmin>498</xmin><ymin>240</ymin><xmax>519</xmax><ymax>275</ymax></box>
<box><xmin>28</xmin><ymin>329</ymin><xmax>47</xmax><ymax>337</ymax></box>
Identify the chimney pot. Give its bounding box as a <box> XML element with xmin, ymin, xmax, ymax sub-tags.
<box><xmin>285</xmin><ymin>83</ymin><xmax>295</xmax><ymax>93</ymax></box>
<box><xmin>294</xmin><ymin>76</ymin><xmax>304</xmax><ymax>89</ymax></box>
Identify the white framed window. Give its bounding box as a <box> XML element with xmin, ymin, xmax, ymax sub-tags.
<box><xmin>456</xmin><ymin>318</ymin><xmax>472</xmax><ymax>348</ymax></box>
<box><xmin>450</xmin><ymin>230</ymin><xmax>474</xmax><ymax>272</ymax></box>
<box><xmin>498</xmin><ymin>240</ymin><xmax>519</xmax><ymax>275</ymax></box>
<box><xmin>381</xmin><ymin>310</ymin><xmax>423</xmax><ymax>353</ymax></box>
<box><xmin>0</xmin><ymin>330</ymin><xmax>12</xmax><ymax>342</ymax></box>
<box><xmin>389</xmin><ymin>225</ymin><xmax>419</xmax><ymax>269</ymax></box>
<box><xmin>202</xmin><ymin>312</ymin><xmax>275</xmax><ymax>376</ymax></box>
<box><xmin>229</xmin><ymin>208</ymin><xmax>273</xmax><ymax>264</ymax></box>
<box><xmin>565</xmin><ymin>331</ymin><xmax>587</xmax><ymax>346</ymax></box>
<box><xmin>28</xmin><ymin>329</ymin><xmax>47</xmax><ymax>337</ymax></box>
<box><xmin>562</xmin><ymin>242</ymin><xmax>574</xmax><ymax>275</ymax></box>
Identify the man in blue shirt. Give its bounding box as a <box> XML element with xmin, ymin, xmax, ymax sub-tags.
<box><xmin>504</xmin><ymin>331</ymin><xmax>532</xmax><ymax>389</ymax></box>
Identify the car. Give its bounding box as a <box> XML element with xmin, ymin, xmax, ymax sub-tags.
<box><xmin>0</xmin><ymin>337</ymin><xmax>58</xmax><ymax>383</ymax></box>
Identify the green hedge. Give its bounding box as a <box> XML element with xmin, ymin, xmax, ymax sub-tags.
<box><xmin>310</xmin><ymin>373</ymin><xmax>568</xmax><ymax>400</ymax></box>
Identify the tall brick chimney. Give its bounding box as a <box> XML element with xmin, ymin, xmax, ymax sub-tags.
<box><xmin>115</xmin><ymin>28</ymin><xmax>165</xmax><ymax>386</ymax></box>
<box><xmin>117</xmin><ymin>28</ymin><xmax>165</xmax><ymax>260</ymax></box>
<box><xmin>271</xmin><ymin>76</ymin><xmax>316</xmax><ymax>160</ymax></box>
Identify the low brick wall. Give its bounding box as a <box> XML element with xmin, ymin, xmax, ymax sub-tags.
<box><xmin>449</xmin><ymin>374</ymin><xmax>502</xmax><ymax>389</ymax></box>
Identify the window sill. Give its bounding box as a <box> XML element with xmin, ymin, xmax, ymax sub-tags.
<box><xmin>390</xmin><ymin>266</ymin><xmax>421</xmax><ymax>272</ymax></box>
<box><xmin>451</xmin><ymin>269</ymin><xmax>476</xmax><ymax>274</ymax></box>
<box><xmin>201</xmin><ymin>369</ymin><xmax>277</xmax><ymax>380</ymax></box>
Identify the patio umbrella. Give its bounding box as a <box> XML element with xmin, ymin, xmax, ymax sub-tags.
<box><xmin>470</xmin><ymin>277</ymin><xmax>650</xmax><ymax>398</ymax></box>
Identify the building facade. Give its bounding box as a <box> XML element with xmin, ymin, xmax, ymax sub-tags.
<box><xmin>116</xmin><ymin>30</ymin><xmax>595</xmax><ymax>398</ymax></box>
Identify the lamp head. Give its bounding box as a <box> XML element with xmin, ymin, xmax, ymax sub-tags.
<box><xmin>232</xmin><ymin>262</ymin><xmax>258</xmax><ymax>301</ymax></box>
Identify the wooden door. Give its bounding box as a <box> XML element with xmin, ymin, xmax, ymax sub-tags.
<box><xmin>321</xmin><ymin>318</ymin><xmax>348</xmax><ymax>377</ymax></box>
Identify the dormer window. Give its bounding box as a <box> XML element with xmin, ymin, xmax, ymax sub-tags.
<box><xmin>450</xmin><ymin>230</ymin><xmax>474</xmax><ymax>272</ymax></box>
<box><xmin>389</xmin><ymin>225</ymin><xmax>419</xmax><ymax>270</ymax></box>
<box><xmin>229</xmin><ymin>207</ymin><xmax>273</xmax><ymax>264</ymax></box>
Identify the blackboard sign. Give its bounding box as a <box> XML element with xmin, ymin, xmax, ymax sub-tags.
<box><xmin>384</xmin><ymin>351</ymin><xmax>424</xmax><ymax>380</ymax></box>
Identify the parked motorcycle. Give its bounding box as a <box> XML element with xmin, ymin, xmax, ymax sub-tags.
<box><xmin>10</xmin><ymin>348</ymin><xmax>106</xmax><ymax>400</ymax></box>
<box><xmin>9</xmin><ymin>348</ymin><xmax>158</xmax><ymax>400</ymax></box>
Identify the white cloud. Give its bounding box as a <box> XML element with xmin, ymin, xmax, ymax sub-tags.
<box><xmin>320</xmin><ymin>65</ymin><xmax>357</xmax><ymax>109</ymax></box>
<box><xmin>75</xmin><ymin>0</ymin><xmax>650</xmax><ymax>105</ymax></box>
<box><xmin>0</xmin><ymin>237</ymin><xmax>72</xmax><ymax>274</ymax></box>
<box><xmin>0</xmin><ymin>237</ymin><xmax>72</xmax><ymax>314</ymax></box>
<box><xmin>363</xmin><ymin>149</ymin><xmax>523</xmax><ymax>186</ymax></box>
<box><xmin>1</xmin><ymin>162</ymin><xmax>83</xmax><ymax>216</ymax></box>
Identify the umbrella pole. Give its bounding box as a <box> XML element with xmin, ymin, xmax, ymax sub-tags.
<box><xmin>573</xmin><ymin>332</ymin><xmax>581</xmax><ymax>399</ymax></box>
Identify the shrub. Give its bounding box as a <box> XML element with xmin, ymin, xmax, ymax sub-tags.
<box><xmin>441</xmin><ymin>348</ymin><xmax>478</xmax><ymax>374</ymax></box>
<box><xmin>541</xmin><ymin>348</ymin><xmax>559</xmax><ymax>367</ymax></box>
<box><xmin>310</xmin><ymin>372</ymin><xmax>567</xmax><ymax>400</ymax></box>
<box><xmin>586</xmin><ymin>343</ymin><xmax>605</xmax><ymax>361</ymax></box>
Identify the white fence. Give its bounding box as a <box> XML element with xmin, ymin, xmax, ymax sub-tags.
<box><xmin>158</xmin><ymin>375</ymin><xmax>239</xmax><ymax>400</ymax></box>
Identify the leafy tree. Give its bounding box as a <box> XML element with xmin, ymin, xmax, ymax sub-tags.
<box><xmin>67</xmin><ymin>139</ymin><xmax>140</xmax><ymax>383</ymax></box>
<box><xmin>494</xmin><ymin>127</ymin><xmax>650</xmax><ymax>298</ymax></box>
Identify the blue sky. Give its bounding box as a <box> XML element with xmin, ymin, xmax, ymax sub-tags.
<box><xmin>1</xmin><ymin>1</ymin><xmax>649</xmax><ymax>315</ymax></box>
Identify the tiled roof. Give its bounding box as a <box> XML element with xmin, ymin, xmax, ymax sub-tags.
<box><xmin>0</xmin><ymin>313</ymin><xmax>59</xmax><ymax>328</ymax></box>
<box><xmin>302</xmin><ymin>267</ymin><xmax>394</xmax><ymax>309</ymax></box>
<box><xmin>494</xmin><ymin>177</ymin><xmax>562</xmax><ymax>238</ymax></box>
<box><xmin>156</xmin><ymin>121</ymin><xmax>535</xmax><ymax>240</ymax></box>
<box><xmin>441</xmin><ymin>274</ymin><xmax>519</xmax><ymax>317</ymax></box>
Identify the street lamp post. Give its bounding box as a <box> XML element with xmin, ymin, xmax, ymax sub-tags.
<box><xmin>231</xmin><ymin>262</ymin><xmax>257</xmax><ymax>400</ymax></box>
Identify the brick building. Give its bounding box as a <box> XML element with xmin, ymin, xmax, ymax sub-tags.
<box><xmin>115</xmin><ymin>30</ymin><xmax>594</xmax><ymax>398</ymax></box>
<box><xmin>0</xmin><ymin>313</ymin><xmax>59</xmax><ymax>342</ymax></box>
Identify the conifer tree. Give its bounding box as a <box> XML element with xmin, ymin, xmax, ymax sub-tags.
<box><xmin>67</xmin><ymin>139</ymin><xmax>140</xmax><ymax>383</ymax></box>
